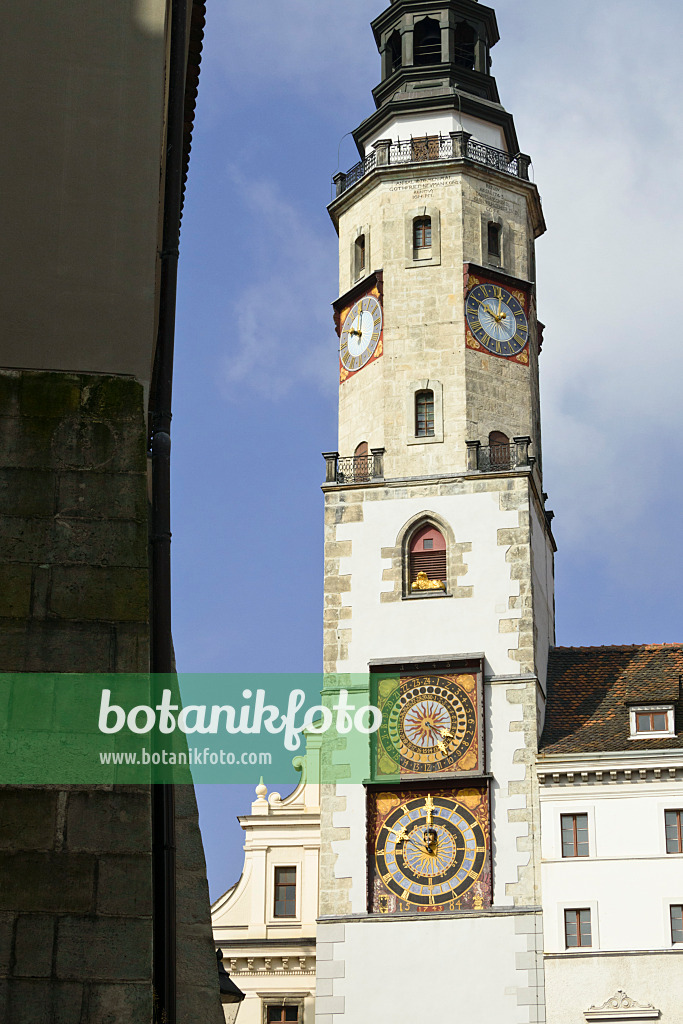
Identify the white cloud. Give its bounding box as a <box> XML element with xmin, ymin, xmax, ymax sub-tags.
<box><xmin>219</xmin><ymin>170</ymin><xmax>338</xmax><ymax>398</ymax></box>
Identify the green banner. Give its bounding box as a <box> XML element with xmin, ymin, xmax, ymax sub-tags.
<box><xmin>0</xmin><ymin>673</ymin><xmax>399</xmax><ymax>785</ymax></box>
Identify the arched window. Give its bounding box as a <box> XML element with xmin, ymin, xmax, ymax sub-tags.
<box><xmin>488</xmin><ymin>222</ymin><xmax>501</xmax><ymax>259</ymax></box>
<box><xmin>408</xmin><ymin>524</ymin><xmax>447</xmax><ymax>592</ymax></box>
<box><xmin>415</xmin><ymin>390</ymin><xmax>434</xmax><ymax>437</ymax></box>
<box><xmin>453</xmin><ymin>22</ymin><xmax>476</xmax><ymax>69</ymax></box>
<box><xmin>413</xmin><ymin>216</ymin><xmax>432</xmax><ymax>260</ymax></box>
<box><xmin>355</xmin><ymin>234</ymin><xmax>366</xmax><ymax>278</ymax></box>
<box><xmin>414</xmin><ymin>17</ymin><xmax>442</xmax><ymax>66</ymax></box>
<box><xmin>354</xmin><ymin>440</ymin><xmax>369</xmax><ymax>481</ymax></box>
<box><xmin>388</xmin><ymin>30</ymin><xmax>402</xmax><ymax>73</ymax></box>
<box><xmin>488</xmin><ymin>430</ymin><xmax>510</xmax><ymax>469</ymax></box>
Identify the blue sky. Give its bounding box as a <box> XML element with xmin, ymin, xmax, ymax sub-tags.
<box><xmin>172</xmin><ymin>0</ymin><xmax>683</xmax><ymax>901</ymax></box>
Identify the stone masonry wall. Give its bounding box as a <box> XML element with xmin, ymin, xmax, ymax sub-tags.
<box><xmin>0</xmin><ymin>369</ymin><xmax>223</xmax><ymax>1024</ymax></box>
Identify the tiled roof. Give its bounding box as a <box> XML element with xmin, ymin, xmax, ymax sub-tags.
<box><xmin>540</xmin><ymin>645</ymin><xmax>683</xmax><ymax>755</ymax></box>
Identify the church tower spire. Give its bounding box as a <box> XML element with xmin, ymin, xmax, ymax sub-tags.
<box><xmin>318</xmin><ymin>2</ymin><xmax>554</xmax><ymax>1020</ymax></box>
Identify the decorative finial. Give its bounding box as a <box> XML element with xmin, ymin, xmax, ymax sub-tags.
<box><xmin>254</xmin><ymin>778</ymin><xmax>268</xmax><ymax>803</ymax></box>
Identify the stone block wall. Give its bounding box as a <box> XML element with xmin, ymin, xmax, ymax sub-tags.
<box><xmin>0</xmin><ymin>368</ymin><xmax>223</xmax><ymax>1023</ymax></box>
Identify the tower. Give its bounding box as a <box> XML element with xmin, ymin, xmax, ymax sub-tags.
<box><xmin>319</xmin><ymin>2</ymin><xmax>555</xmax><ymax>1021</ymax></box>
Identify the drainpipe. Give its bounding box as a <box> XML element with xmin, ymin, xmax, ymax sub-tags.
<box><xmin>151</xmin><ymin>0</ymin><xmax>189</xmax><ymax>1021</ymax></box>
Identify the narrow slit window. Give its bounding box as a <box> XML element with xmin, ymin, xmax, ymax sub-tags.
<box><xmin>408</xmin><ymin>524</ymin><xmax>446</xmax><ymax>592</ymax></box>
<box><xmin>561</xmin><ymin>814</ymin><xmax>589</xmax><ymax>858</ymax></box>
<box><xmin>671</xmin><ymin>905</ymin><xmax>683</xmax><ymax>944</ymax></box>
<box><xmin>273</xmin><ymin>866</ymin><xmax>296</xmax><ymax>918</ymax></box>
<box><xmin>415</xmin><ymin>390</ymin><xmax>435</xmax><ymax>437</ymax></box>
<box><xmin>564</xmin><ymin>909</ymin><xmax>592</xmax><ymax>948</ymax></box>
<box><xmin>488</xmin><ymin>222</ymin><xmax>501</xmax><ymax>259</ymax></box>
<box><xmin>355</xmin><ymin>234</ymin><xmax>366</xmax><ymax>278</ymax></box>
<box><xmin>665</xmin><ymin>810</ymin><xmax>683</xmax><ymax>854</ymax></box>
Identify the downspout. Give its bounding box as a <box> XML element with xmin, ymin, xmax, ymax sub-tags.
<box><xmin>151</xmin><ymin>0</ymin><xmax>189</xmax><ymax>1021</ymax></box>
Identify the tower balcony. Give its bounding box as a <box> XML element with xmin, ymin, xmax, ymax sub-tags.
<box><xmin>322</xmin><ymin>449</ymin><xmax>385</xmax><ymax>485</ymax></box>
<box><xmin>466</xmin><ymin>436</ymin><xmax>533</xmax><ymax>472</ymax></box>
<box><xmin>332</xmin><ymin>130</ymin><xmax>531</xmax><ymax>199</ymax></box>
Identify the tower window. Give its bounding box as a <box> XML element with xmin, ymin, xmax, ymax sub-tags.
<box><xmin>273</xmin><ymin>866</ymin><xmax>296</xmax><ymax>918</ymax></box>
<box><xmin>564</xmin><ymin>909</ymin><xmax>592</xmax><ymax>948</ymax></box>
<box><xmin>355</xmin><ymin>234</ymin><xmax>366</xmax><ymax>277</ymax></box>
<box><xmin>415</xmin><ymin>390</ymin><xmax>435</xmax><ymax>437</ymax></box>
<box><xmin>408</xmin><ymin>524</ymin><xmax>447</xmax><ymax>592</ymax></box>
<box><xmin>388</xmin><ymin>29</ymin><xmax>402</xmax><ymax>73</ymax></box>
<box><xmin>453</xmin><ymin>22</ymin><xmax>476</xmax><ymax>70</ymax></box>
<box><xmin>488</xmin><ymin>430</ymin><xmax>510</xmax><ymax>469</ymax></box>
<box><xmin>413</xmin><ymin>217</ymin><xmax>432</xmax><ymax>250</ymax></box>
<box><xmin>488</xmin><ymin>222</ymin><xmax>501</xmax><ymax>259</ymax></box>
<box><xmin>353</xmin><ymin>440</ymin><xmax>369</xmax><ymax>481</ymax></box>
<box><xmin>414</xmin><ymin>17</ymin><xmax>442</xmax><ymax>66</ymax></box>
<box><xmin>665</xmin><ymin>810</ymin><xmax>683</xmax><ymax>854</ymax></box>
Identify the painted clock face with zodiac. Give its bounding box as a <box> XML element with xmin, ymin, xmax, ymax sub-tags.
<box><xmin>339</xmin><ymin>295</ymin><xmax>383</xmax><ymax>372</ymax></box>
<box><xmin>378</xmin><ymin>675</ymin><xmax>479</xmax><ymax>775</ymax></box>
<box><xmin>466</xmin><ymin>282</ymin><xmax>529</xmax><ymax>357</ymax></box>
<box><xmin>374</xmin><ymin>794</ymin><xmax>487</xmax><ymax>907</ymax></box>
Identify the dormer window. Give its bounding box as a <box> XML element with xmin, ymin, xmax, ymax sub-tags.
<box><xmin>629</xmin><ymin>705</ymin><xmax>676</xmax><ymax>738</ymax></box>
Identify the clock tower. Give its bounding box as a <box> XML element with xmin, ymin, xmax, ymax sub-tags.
<box><xmin>319</xmin><ymin>2</ymin><xmax>554</xmax><ymax>1022</ymax></box>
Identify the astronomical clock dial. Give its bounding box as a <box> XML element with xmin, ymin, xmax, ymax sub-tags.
<box><xmin>466</xmin><ymin>282</ymin><xmax>529</xmax><ymax>358</ymax></box>
<box><xmin>375</xmin><ymin>673</ymin><xmax>482</xmax><ymax>777</ymax></box>
<box><xmin>373</xmin><ymin>793</ymin><xmax>489</xmax><ymax>910</ymax></box>
<box><xmin>339</xmin><ymin>295</ymin><xmax>383</xmax><ymax>373</ymax></box>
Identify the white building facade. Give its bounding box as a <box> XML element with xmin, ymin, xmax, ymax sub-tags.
<box><xmin>212</xmin><ymin>773</ymin><xmax>320</xmax><ymax>1024</ymax></box>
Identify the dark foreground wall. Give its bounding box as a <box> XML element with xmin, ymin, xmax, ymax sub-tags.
<box><xmin>0</xmin><ymin>369</ymin><xmax>222</xmax><ymax>1022</ymax></box>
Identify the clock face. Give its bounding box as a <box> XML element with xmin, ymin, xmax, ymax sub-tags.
<box><xmin>466</xmin><ymin>282</ymin><xmax>529</xmax><ymax>357</ymax></box>
<box><xmin>374</xmin><ymin>794</ymin><xmax>488</xmax><ymax>908</ymax></box>
<box><xmin>374</xmin><ymin>673</ymin><xmax>482</xmax><ymax>777</ymax></box>
<box><xmin>386</xmin><ymin>676</ymin><xmax>477</xmax><ymax>774</ymax></box>
<box><xmin>340</xmin><ymin>295</ymin><xmax>383</xmax><ymax>372</ymax></box>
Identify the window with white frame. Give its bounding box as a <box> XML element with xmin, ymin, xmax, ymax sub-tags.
<box><xmin>670</xmin><ymin>905</ymin><xmax>683</xmax><ymax>944</ymax></box>
<box><xmin>629</xmin><ymin>705</ymin><xmax>676</xmax><ymax>738</ymax></box>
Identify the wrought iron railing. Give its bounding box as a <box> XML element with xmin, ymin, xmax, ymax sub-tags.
<box><xmin>466</xmin><ymin>437</ymin><xmax>534</xmax><ymax>472</ymax></box>
<box><xmin>323</xmin><ymin>449</ymin><xmax>385</xmax><ymax>484</ymax></box>
<box><xmin>333</xmin><ymin>131</ymin><xmax>531</xmax><ymax>198</ymax></box>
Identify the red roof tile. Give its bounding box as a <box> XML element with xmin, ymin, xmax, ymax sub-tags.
<box><xmin>540</xmin><ymin>644</ymin><xmax>683</xmax><ymax>755</ymax></box>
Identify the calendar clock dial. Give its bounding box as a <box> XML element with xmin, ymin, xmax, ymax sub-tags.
<box><xmin>466</xmin><ymin>282</ymin><xmax>529</xmax><ymax>358</ymax></box>
<box><xmin>374</xmin><ymin>793</ymin><xmax>488</xmax><ymax>908</ymax></box>
<box><xmin>374</xmin><ymin>673</ymin><xmax>483</xmax><ymax>777</ymax></box>
<box><xmin>339</xmin><ymin>295</ymin><xmax>383</xmax><ymax>373</ymax></box>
